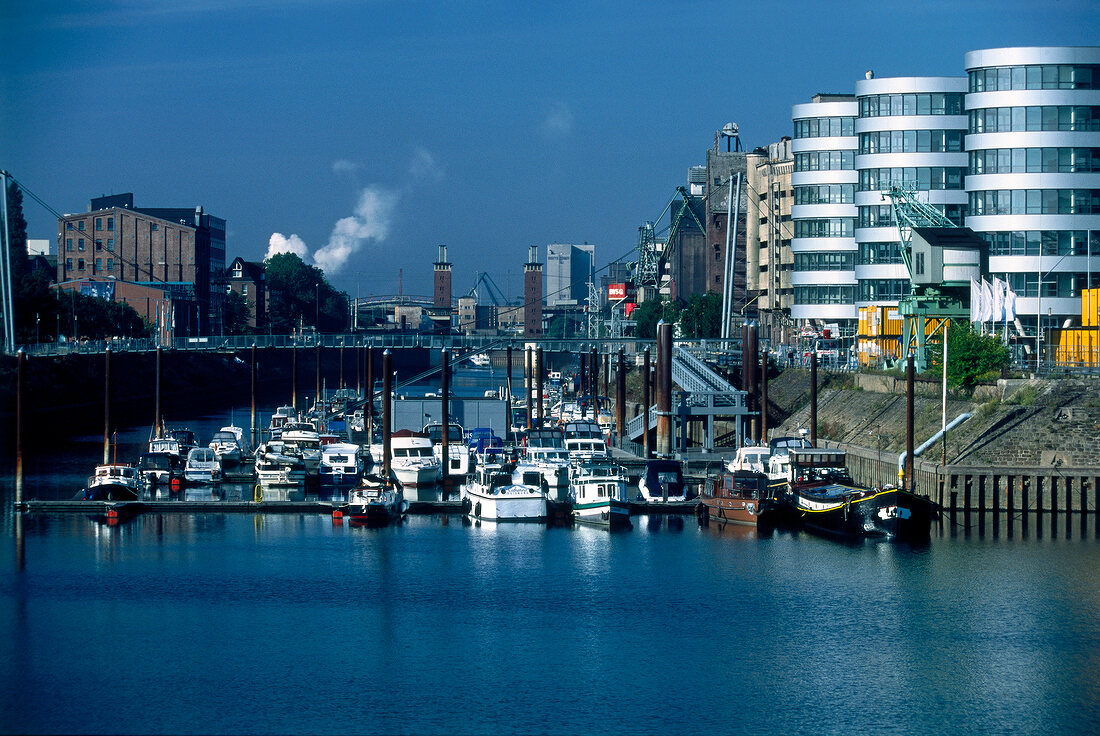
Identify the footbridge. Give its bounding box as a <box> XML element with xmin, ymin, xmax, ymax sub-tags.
<box><xmin>624</xmin><ymin>347</ymin><xmax>749</xmax><ymax>453</ymax></box>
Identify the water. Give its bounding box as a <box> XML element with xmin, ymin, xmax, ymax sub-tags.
<box><xmin>2</xmin><ymin>370</ymin><xmax>1100</xmax><ymax>734</ymax></box>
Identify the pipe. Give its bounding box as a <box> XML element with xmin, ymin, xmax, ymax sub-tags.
<box><xmin>898</xmin><ymin>413</ymin><xmax>973</xmax><ymax>469</ymax></box>
<box><xmin>382</xmin><ymin>349</ymin><xmax>392</xmax><ymax>482</ymax></box>
<box><xmin>441</xmin><ymin>348</ymin><xmax>450</xmax><ymax>492</ymax></box>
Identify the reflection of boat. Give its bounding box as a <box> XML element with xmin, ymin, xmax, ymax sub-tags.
<box><xmin>82</xmin><ymin>465</ymin><xmax>142</xmax><ymax>500</ymax></box>
<box><xmin>462</xmin><ymin>464</ymin><xmax>547</xmax><ymax>521</ymax></box>
<box><xmin>637</xmin><ymin>459</ymin><xmax>686</xmax><ymax>502</ymax></box>
<box><xmin>319</xmin><ymin>442</ymin><xmax>362</xmax><ymax>487</ymax></box>
<box><xmin>570</xmin><ymin>462</ymin><xmax>631</xmax><ymax>529</ymax></box>
<box><xmin>137</xmin><ymin>452</ymin><xmax>183</xmax><ymax>486</ymax></box>
<box><xmin>184</xmin><ymin>447</ymin><xmax>222</xmax><ymax>484</ymax></box>
<box><xmin>255</xmin><ymin>441</ymin><xmax>306</xmax><ymax>487</ymax></box>
<box><xmin>345</xmin><ymin>475</ymin><xmax>407</xmax><ymax>526</ymax></box>
<box><xmin>468</xmin><ymin>353</ymin><xmax>491</xmax><ymax>367</ymax></box>
<box><xmin>777</xmin><ymin>448</ymin><xmax>935</xmax><ymax>540</ymax></box>
<box><xmin>699</xmin><ymin>469</ymin><xmax>773</xmax><ymax>526</ymax></box>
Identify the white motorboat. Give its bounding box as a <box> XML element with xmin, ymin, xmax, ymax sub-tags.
<box><xmin>515</xmin><ymin>446</ymin><xmax>571</xmax><ymax>502</ymax></box>
<box><xmin>280</xmin><ymin>422</ymin><xmax>322</xmax><ymax>475</ymax></box>
<box><xmin>462</xmin><ymin>464</ymin><xmax>547</xmax><ymax>521</ymax></box>
<box><xmin>728</xmin><ymin>444</ymin><xmax>771</xmax><ymax>475</ymax></box>
<box><xmin>209</xmin><ymin>426</ymin><xmax>250</xmax><ymax>467</ymax></box>
<box><xmin>637</xmin><ymin>459</ymin><xmax>686</xmax><ymax>503</ymax></box>
<box><xmin>184</xmin><ymin>447</ymin><xmax>222</xmax><ymax>484</ymax></box>
<box><xmin>137</xmin><ymin>451</ymin><xmax>182</xmax><ymax>486</ymax></box>
<box><xmin>268</xmin><ymin>405</ymin><xmax>297</xmax><ymax>439</ymax></box>
<box><xmin>563</xmin><ymin>419</ymin><xmax>608</xmax><ymax>462</ymax></box>
<box><xmin>255</xmin><ymin>440</ymin><xmax>306</xmax><ymax>487</ymax></box>
<box><xmin>424</xmin><ymin>422</ymin><xmax>472</xmax><ymax>479</ymax></box>
<box><xmin>370</xmin><ymin>430</ymin><xmax>441</xmax><ymax>500</ymax></box>
<box><xmin>320</xmin><ymin>442</ymin><xmax>362</xmax><ymax>487</ymax></box>
<box><xmin>82</xmin><ymin>464</ymin><xmax>142</xmax><ymax>501</ymax></box>
<box><xmin>570</xmin><ymin>461</ymin><xmax>631</xmax><ymax>529</ymax></box>
<box><xmin>468</xmin><ymin>352</ymin><xmax>491</xmax><ymax>367</ymax></box>
<box><xmin>345</xmin><ymin>474</ymin><xmax>407</xmax><ymax>526</ymax></box>
<box><xmin>148</xmin><ymin>436</ymin><xmax>183</xmax><ymax>457</ymax></box>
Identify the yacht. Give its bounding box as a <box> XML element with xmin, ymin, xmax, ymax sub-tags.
<box><xmin>280</xmin><ymin>422</ymin><xmax>323</xmax><ymax>475</ymax></box>
<box><xmin>254</xmin><ymin>440</ymin><xmax>306</xmax><ymax>487</ymax></box>
<box><xmin>468</xmin><ymin>352</ymin><xmax>491</xmax><ymax>367</ymax></box>
<box><xmin>268</xmin><ymin>405</ymin><xmax>297</xmax><ymax>440</ymax></box>
<box><xmin>345</xmin><ymin>474</ymin><xmax>407</xmax><ymax>526</ymax></box>
<box><xmin>319</xmin><ymin>442</ymin><xmax>362</xmax><ymax>488</ymax></box>
<box><xmin>570</xmin><ymin>461</ymin><xmax>631</xmax><ymax>529</ymax></box>
<box><xmin>370</xmin><ymin>430</ymin><xmax>441</xmax><ymax>495</ymax></box>
<box><xmin>462</xmin><ymin>464</ymin><xmax>547</xmax><ymax>522</ymax></box>
<box><xmin>728</xmin><ymin>444</ymin><xmax>771</xmax><ymax>475</ymax></box>
<box><xmin>137</xmin><ymin>451</ymin><xmax>182</xmax><ymax>487</ymax></box>
<box><xmin>209</xmin><ymin>426</ymin><xmax>250</xmax><ymax>468</ymax></box>
<box><xmin>637</xmin><ymin>459</ymin><xmax>686</xmax><ymax>503</ymax></box>
<box><xmin>82</xmin><ymin>465</ymin><xmax>142</xmax><ymax>501</ymax></box>
<box><xmin>184</xmin><ymin>447</ymin><xmax>222</xmax><ymax>484</ymax></box>
<box><xmin>515</xmin><ymin>445</ymin><xmax>570</xmax><ymax>502</ymax></box>
<box><xmin>424</xmin><ymin>422</ymin><xmax>471</xmax><ymax>479</ymax></box>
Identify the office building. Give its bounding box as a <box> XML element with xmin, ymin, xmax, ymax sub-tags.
<box><xmin>746</xmin><ymin>138</ymin><xmax>794</xmax><ymax>341</ymax></box>
<box><xmin>546</xmin><ymin>243</ymin><xmax>594</xmax><ymax>306</ymax></box>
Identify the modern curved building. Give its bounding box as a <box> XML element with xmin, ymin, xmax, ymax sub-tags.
<box><xmin>854</xmin><ymin>75</ymin><xmax>969</xmax><ymax>310</ymax></box>
<box><xmin>964</xmin><ymin>47</ymin><xmax>1100</xmax><ymax>337</ymax></box>
<box><xmin>790</xmin><ymin>94</ymin><xmax>858</xmax><ymax>328</ymax></box>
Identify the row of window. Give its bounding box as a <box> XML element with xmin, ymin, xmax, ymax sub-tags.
<box><xmin>858</xmin><ymin>279</ymin><xmax>909</xmax><ymax>301</ymax></box>
<box><xmin>969</xmin><ymin>147</ymin><xmax>1100</xmax><ymax>174</ymax></box>
<box><xmin>968</xmin><ymin>189</ymin><xmax>1100</xmax><ymax>215</ymax></box>
<box><xmin>64</xmin><ymin>258</ymin><xmax>114</xmax><ymax>272</ymax></box>
<box><xmin>969</xmin><ymin>106</ymin><xmax>1100</xmax><ymax>133</ymax></box>
<box><xmin>858</xmin><ymin>167</ymin><xmax>966</xmax><ymax>191</ymax></box>
<box><xmin>858</xmin><ymin>129</ymin><xmax>964</xmax><ymax>154</ymax></box>
<box><xmin>858</xmin><ymin>93</ymin><xmax>965</xmax><ymax>118</ymax></box>
<box><xmin>793</xmin><ymin>218</ymin><xmax>855</xmax><ymax>238</ymax></box>
<box><xmin>858</xmin><ymin>205</ymin><xmax>896</xmax><ymax>229</ymax></box>
<box><xmin>981</xmin><ymin>230</ymin><xmax>1100</xmax><ymax>257</ymax></box>
<box><xmin>1004</xmin><ymin>271</ymin><xmax>1089</xmax><ymax>298</ymax></box>
<box><xmin>793</xmin><ymin>117</ymin><xmax>856</xmax><ymax>139</ymax></box>
<box><xmin>793</xmin><ymin>252</ymin><xmax>854</xmax><ymax>271</ymax></box>
<box><xmin>793</xmin><ymin>183</ymin><xmax>855</xmax><ymax>205</ymax></box>
<box><xmin>794</xmin><ymin>150</ymin><xmax>855</xmax><ymax>172</ymax></box>
<box><xmin>65</xmin><ymin>238</ymin><xmax>116</xmax><ymax>252</ymax></box>
<box><xmin>969</xmin><ymin>64</ymin><xmax>1099</xmax><ymax>92</ymax></box>
<box><xmin>859</xmin><ymin>241</ymin><xmax>904</xmax><ymax>265</ymax></box>
<box><xmin>794</xmin><ymin>285</ymin><xmax>856</xmax><ymax>305</ymax></box>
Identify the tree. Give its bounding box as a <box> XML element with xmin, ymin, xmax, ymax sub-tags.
<box><xmin>631</xmin><ymin>297</ymin><xmax>682</xmax><ymax>339</ymax></box>
<box><xmin>224</xmin><ymin>289</ymin><xmax>253</xmax><ymax>335</ymax></box>
<box><xmin>678</xmin><ymin>292</ymin><xmax>722</xmax><ymax>338</ymax></box>
<box><xmin>929</xmin><ymin>321</ymin><xmax>1010</xmax><ymax>389</ymax></box>
<box><xmin>5</xmin><ymin>178</ymin><xmax>29</xmax><ymax>281</ymax></box>
<box><xmin>264</xmin><ymin>252</ymin><xmax>349</xmax><ymax>334</ymax></box>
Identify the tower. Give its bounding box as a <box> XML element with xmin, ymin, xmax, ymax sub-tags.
<box><xmin>429</xmin><ymin>244</ymin><xmax>453</xmax><ymax>333</ymax></box>
<box><xmin>524</xmin><ymin>245</ymin><xmax>543</xmax><ymax>337</ymax></box>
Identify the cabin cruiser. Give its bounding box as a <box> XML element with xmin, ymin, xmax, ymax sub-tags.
<box><xmin>699</xmin><ymin>469</ymin><xmax>774</xmax><ymax>527</ymax></box>
<box><xmin>82</xmin><ymin>465</ymin><xmax>142</xmax><ymax>501</ymax></box>
<box><xmin>462</xmin><ymin>464</ymin><xmax>547</xmax><ymax>522</ymax></box>
<box><xmin>148</xmin><ymin>436</ymin><xmax>183</xmax><ymax>457</ymax></box>
<box><xmin>137</xmin><ymin>452</ymin><xmax>183</xmax><ymax>486</ymax></box>
<box><xmin>209</xmin><ymin>426</ymin><xmax>250</xmax><ymax>468</ymax></box>
<box><xmin>637</xmin><ymin>459</ymin><xmax>686</xmax><ymax>503</ymax></box>
<box><xmin>370</xmin><ymin>430</ymin><xmax>441</xmax><ymax>497</ymax></box>
<box><xmin>728</xmin><ymin>444</ymin><xmax>771</xmax><ymax>475</ymax></box>
<box><xmin>268</xmin><ymin>405</ymin><xmax>297</xmax><ymax>440</ymax></box>
<box><xmin>165</xmin><ymin>428</ymin><xmax>198</xmax><ymax>457</ymax></box>
<box><xmin>569</xmin><ymin>461</ymin><xmax>631</xmax><ymax>529</ymax></box>
<box><xmin>184</xmin><ymin>447</ymin><xmax>222</xmax><ymax>484</ymax></box>
<box><xmin>424</xmin><ymin>422</ymin><xmax>471</xmax><ymax>479</ymax></box>
<box><xmin>254</xmin><ymin>440</ymin><xmax>306</xmax><ymax>487</ymax></box>
<box><xmin>468</xmin><ymin>352</ymin><xmax>491</xmax><ymax>367</ymax></box>
<box><xmin>766</xmin><ymin>435</ymin><xmax>813</xmax><ymax>482</ymax></box>
<box><xmin>514</xmin><ymin>446</ymin><xmax>571</xmax><ymax>502</ymax></box>
<box><xmin>320</xmin><ymin>442</ymin><xmax>362</xmax><ymax>488</ymax></box>
<box><xmin>345</xmin><ymin>474</ymin><xmax>407</xmax><ymax>526</ymax></box>
<box><xmin>280</xmin><ymin>422</ymin><xmax>323</xmax><ymax>475</ymax></box>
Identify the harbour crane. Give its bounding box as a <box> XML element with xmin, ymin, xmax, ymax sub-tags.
<box><xmin>633</xmin><ymin>186</ymin><xmax>707</xmax><ymax>293</ymax></box>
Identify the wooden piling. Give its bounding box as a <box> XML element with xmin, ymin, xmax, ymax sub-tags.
<box><xmin>810</xmin><ymin>352</ymin><xmax>818</xmax><ymax>446</ymax></box>
<box><xmin>250</xmin><ymin>344</ymin><xmax>257</xmax><ymax>448</ymax></box>
<box><xmin>366</xmin><ymin>346</ymin><xmax>374</xmax><ymax>445</ymax></box>
<box><xmin>292</xmin><ymin>347</ymin><xmax>298</xmax><ymax>411</ymax></box>
<box><xmin>506</xmin><ymin>345</ymin><xmax>513</xmax><ymax>405</ymax></box>
<box><xmin>441</xmin><ymin>348</ymin><xmax>450</xmax><ymax>493</ymax></box>
<box><xmin>103</xmin><ymin>346</ymin><xmax>111</xmax><ymax>465</ymax></box>
<box><xmin>525</xmin><ymin>347</ymin><xmax>532</xmax><ymax>430</ymax></box>
<box><xmin>339</xmin><ymin>344</ymin><xmax>345</xmax><ymax>390</ymax></box>
<box><xmin>656</xmin><ymin>322</ymin><xmax>673</xmax><ymax>457</ymax></box>
<box><xmin>154</xmin><ymin>345</ymin><xmax>162</xmax><ymax>438</ymax></box>
<box><xmin>536</xmin><ymin>346</ymin><xmax>544</xmax><ymax>430</ymax></box>
<box><xmin>315</xmin><ymin>344</ymin><xmax>321</xmax><ymax>412</ymax></box>
<box><xmin>905</xmin><ymin>354</ymin><xmax>914</xmax><ymax>493</ymax></box>
<box><xmin>382</xmin><ymin>349</ymin><xmax>392</xmax><ymax>481</ymax></box>
<box><xmin>616</xmin><ymin>348</ymin><xmax>625</xmax><ymax>447</ymax></box>
<box><xmin>760</xmin><ymin>347</ymin><xmax>768</xmax><ymax>442</ymax></box>
<box><xmin>643</xmin><ymin>348</ymin><xmax>651</xmax><ymax>460</ymax></box>
<box><xmin>15</xmin><ymin>349</ymin><xmax>24</xmax><ymax>505</ymax></box>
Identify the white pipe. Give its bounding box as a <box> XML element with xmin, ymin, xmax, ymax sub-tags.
<box><xmin>897</xmin><ymin>412</ymin><xmax>972</xmax><ymax>469</ymax></box>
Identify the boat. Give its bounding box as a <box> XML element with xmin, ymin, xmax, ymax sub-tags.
<box><xmin>280</xmin><ymin>421</ymin><xmax>323</xmax><ymax>475</ymax></box>
<box><xmin>515</xmin><ymin>445</ymin><xmax>571</xmax><ymax>501</ymax></box>
<box><xmin>562</xmin><ymin>419</ymin><xmax>608</xmax><ymax>462</ymax></box>
<box><xmin>319</xmin><ymin>442</ymin><xmax>362</xmax><ymax>487</ymax></box>
<box><xmin>777</xmin><ymin>448</ymin><xmax>935</xmax><ymax>540</ymax></box>
<box><xmin>209</xmin><ymin>426</ymin><xmax>250</xmax><ymax>467</ymax></box>
<box><xmin>268</xmin><ymin>405</ymin><xmax>297</xmax><ymax>439</ymax></box>
<box><xmin>148</xmin><ymin>436</ymin><xmax>183</xmax><ymax>457</ymax></box>
<box><xmin>82</xmin><ymin>464</ymin><xmax>142</xmax><ymax>501</ymax></box>
<box><xmin>345</xmin><ymin>474</ymin><xmax>407</xmax><ymax>526</ymax></box>
<box><xmin>462</xmin><ymin>464</ymin><xmax>547</xmax><ymax>521</ymax></box>
<box><xmin>184</xmin><ymin>447</ymin><xmax>222</xmax><ymax>484</ymax></box>
<box><xmin>254</xmin><ymin>440</ymin><xmax>307</xmax><ymax>487</ymax></box>
<box><xmin>466</xmin><ymin>427</ymin><xmax>504</xmax><ymax>457</ymax></box>
<box><xmin>423</xmin><ymin>422</ymin><xmax>472</xmax><ymax>479</ymax></box>
<box><xmin>370</xmin><ymin>429</ymin><xmax>441</xmax><ymax>491</ymax></box>
<box><xmin>468</xmin><ymin>352</ymin><xmax>491</xmax><ymax>367</ymax></box>
<box><xmin>569</xmin><ymin>461</ymin><xmax>631</xmax><ymax>529</ymax></box>
<box><xmin>698</xmin><ymin>469</ymin><xmax>774</xmax><ymax>526</ymax></box>
<box><xmin>165</xmin><ymin>428</ymin><xmax>198</xmax><ymax>456</ymax></box>
<box><xmin>766</xmin><ymin>435</ymin><xmax>813</xmax><ymax>482</ymax></box>
<box><xmin>637</xmin><ymin>459</ymin><xmax>687</xmax><ymax>503</ymax></box>
<box><xmin>137</xmin><ymin>451</ymin><xmax>183</xmax><ymax>486</ymax></box>
<box><xmin>728</xmin><ymin>444</ymin><xmax>771</xmax><ymax>475</ymax></box>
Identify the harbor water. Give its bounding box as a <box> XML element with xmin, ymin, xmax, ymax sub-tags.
<box><xmin>2</xmin><ymin>368</ymin><xmax>1100</xmax><ymax>734</ymax></box>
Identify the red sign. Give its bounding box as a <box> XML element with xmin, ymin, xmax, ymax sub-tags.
<box><xmin>608</xmin><ymin>283</ymin><xmax>627</xmax><ymax>300</ymax></box>
<box><xmin>624</xmin><ymin>302</ymin><xmax>636</xmax><ymax>316</ymax></box>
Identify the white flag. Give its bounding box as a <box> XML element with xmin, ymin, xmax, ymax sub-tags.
<box><xmin>981</xmin><ymin>279</ymin><xmax>995</xmax><ymax>322</ymax></box>
<box><xmin>970</xmin><ymin>278</ymin><xmax>982</xmax><ymax>323</ymax></box>
<box><xmin>1004</xmin><ymin>283</ymin><xmax>1017</xmax><ymax>321</ymax></box>
<box><xmin>992</xmin><ymin>277</ymin><xmax>1006</xmax><ymax>323</ymax></box>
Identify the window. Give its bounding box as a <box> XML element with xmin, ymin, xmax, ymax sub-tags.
<box><xmin>106</xmin><ymin>259</ymin><xmax>114</xmax><ymax>271</ymax></box>
<box><xmin>66</xmin><ymin>238</ymin><xmax>73</xmax><ymax>251</ymax></box>
<box><xmin>77</xmin><ymin>259</ymin><xmax>85</xmax><ymax>271</ymax></box>
<box><xmin>106</xmin><ymin>217</ymin><xmax>114</xmax><ymax>231</ymax></box>
<box><xmin>95</xmin><ymin>218</ymin><xmax>102</xmax><ymax>231</ymax></box>
<box><xmin>915</xmin><ymin>253</ymin><xmax>925</xmax><ymax>275</ymax></box>
<box><xmin>95</xmin><ymin>239</ymin><xmax>103</xmax><ymax>251</ymax></box>
<box><xmin>151</xmin><ymin>222</ymin><xmax>158</xmax><ymax>231</ymax></box>
<box><xmin>858</xmin><ymin>241</ymin><xmax>904</xmax><ymax>265</ymax></box>
<box><xmin>78</xmin><ymin>238</ymin><xmax>85</xmax><ymax>251</ymax></box>
<box><xmin>95</xmin><ymin>258</ymin><xmax>102</xmax><ymax>272</ymax></box>
<box><xmin>66</xmin><ymin>222</ymin><xmax>73</xmax><ymax>230</ymax></box>
<box><xmin>859</xmin><ymin>92</ymin><xmax>964</xmax><ymax>117</ymax></box>
<box><xmin>78</xmin><ymin>221</ymin><xmax>85</xmax><ymax>231</ymax></box>
<box><xmin>107</xmin><ymin>238</ymin><xmax>114</xmax><ymax>251</ymax></box>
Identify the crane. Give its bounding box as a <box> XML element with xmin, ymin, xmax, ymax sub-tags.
<box><xmin>467</xmin><ymin>272</ymin><xmax>509</xmax><ymax>307</ymax></box>
<box><xmin>633</xmin><ymin>186</ymin><xmax>707</xmax><ymax>294</ymax></box>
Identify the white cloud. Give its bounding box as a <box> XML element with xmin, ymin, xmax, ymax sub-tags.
<box><xmin>266</xmin><ymin>232</ymin><xmax>309</xmax><ymax>260</ymax></box>
<box><xmin>539</xmin><ymin>102</ymin><xmax>574</xmax><ymax>138</ymax></box>
<box><xmin>312</xmin><ymin>186</ymin><xmax>399</xmax><ymax>276</ymax></box>
<box><xmin>332</xmin><ymin>159</ymin><xmax>360</xmax><ymax>174</ymax></box>
<box><xmin>408</xmin><ymin>146</ymin><xmax>445</xmax><ymax>182</ymax></box>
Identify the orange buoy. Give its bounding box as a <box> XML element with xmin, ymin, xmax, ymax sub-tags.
<box><xmin>332</xmin><ymin>509</ymin><xmax>343</xmax><ymax>524</ymax></box>
<box><xmin>170</xmin><ymin>478</ymin><xmax>182</xmax><ymax>492</ymax></box>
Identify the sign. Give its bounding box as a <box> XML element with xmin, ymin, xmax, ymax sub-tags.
<box><xmin>608</xmin><ymin>283</ymin><xmax>627</xmax><ymax>300</ymax></box>
<box><xmin>80</xmin><ymin>281</ymin><xmax>115</xmax><ymax>301</ymax></box>
<box><xmin>624</xmin><ymin>302</ymin><xmax>636</xmax><ymax>317</ymax></box>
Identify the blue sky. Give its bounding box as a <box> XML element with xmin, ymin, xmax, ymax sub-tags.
<box><xmin>3</xmin><ymin>0</ymin><xmax>1097</xmax><ymax>299</ymax></box>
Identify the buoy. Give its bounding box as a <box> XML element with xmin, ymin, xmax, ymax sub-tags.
<box><xmin>170</xmin><ymin>478</ymin><xmax>182</xmax><ymax>493</ymax></box>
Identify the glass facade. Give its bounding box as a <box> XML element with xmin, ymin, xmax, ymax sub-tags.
<box><xmin>794</xmin><ymin>117</ymin><xmax>855</xmax><ymax>138</ymax></box>
<box><xmin>858</xmin><ymin>92</ymin><xmax>964</xmax><ymax>117</ymax></box>
<box><xmin>969</xmin><ymin>106</ymin><xmax>1100</xmax><ymax>132</ymax></box>
<box><xmin>969</xmin><ymin>147</ymin><xmax>1100</xmax><ymax>174</ymax></box>
<box><xmin>859</xmin><ymin>129</ymin><xmax>964</xmax><ymax>154</ymax></box>
<box><xmin>968</xmin><ymin>189</ymin><xmax>1100</xmax><ymax>215</ymax></box>
<box><xmin>968</xmin><ymin>64</ymin><xmax>1099</xmax><ymax>92</ymax></box>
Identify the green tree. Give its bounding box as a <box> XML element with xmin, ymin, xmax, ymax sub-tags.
<box><xmin>5</xmin><ymin>178</ymin><xmax>29</xmax><ymax>281</ymax></box>
<box><xmin>224</xmin><ymin>289</ymin><xmax>253</xmax><ymax>335</ymax></box>
<box><xmin>631</xmin><ymin>297</ymin><xmax>682</xmax><ymax>339</ymax></box>
<box><xmin>264</xmin><ymin>252</ymin><xmax>349</xmax><ymax>334</ymax></box>
<box><xmin>56</xmin><ymin>289</ymin><xmax>149</xmax><ymax>340</ymax></box>
<box><xmin>929</xmin><ymin>321</ymin><xmax>1010</xmax><ymax>389</ymax></box>
<box><xmin>678</xmin><ymin>292</ymin><xmax>722</xmax><ymax>338</ymax></box>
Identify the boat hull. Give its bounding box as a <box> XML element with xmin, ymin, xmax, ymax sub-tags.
<box><xmin>787</xmin><ymin>486</ymin><xmax>935</xmax><ymax>540</ymax></box>
<box><xmin>392</xmin><ymin>463</ymin><xmax>440</xmax><ymax>488</ymax></box>
<box><xmin>465</xmin><ymin>488</ymin><xmax>547</xmax><ymax>521</ymax></box>
<box><xmin>699</xmin><ymin>495</ymin><xmax>771</xmax><ymax>526</ymax></box>
<box><xmin>573</xmin><ymin>499</ymin><xmax>631</xmax><ymax>529</ymax></box>
<box><xmin>345</xmin><ymin>503</ymin><xmax>402</xmax><ymax>526</ymax></box>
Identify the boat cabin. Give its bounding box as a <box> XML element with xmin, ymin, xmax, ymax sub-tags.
<box><xmin>789</xmin><ymin>449</ymin><xmax>853</xmax><ymax>485</ymax></box>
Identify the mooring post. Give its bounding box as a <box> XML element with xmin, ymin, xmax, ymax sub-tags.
<box><xmin>810</xmin><ymin>351</ymin><xmax>818</xmax><ymax>447</ymax></box>
<box><xmin>906</xmin><ymin>353</ymin><xmax>915</xmax><ymax>493</ymax></box>
<box><xmin>441</xmin><ymin>348</ymin><xmax>450</xmax><ymax>495</ymax></box>
<box><xmin>155</xmin><ymin>345</ymin><xmax>162</xmax><ymax>438</ymax></box>
<box><xmin>616</xmin><ymin>348</ymin><xmax>625</xmax><ymax>448</ymax></box>
<box><xmin>590</xmin><ymin>346</ymin><xmax>598</xmax><ymax>415</ymax></box>
<box><xmin>525</xmin><ymin>347</ymin><xmax>532</xmax><ymax>431</ymax></box>
<box><xmin>506</xmin><ymin>345</ymin><xmax>513</xmax><ymax>405</ymax></box>
<box><xmin>315</xmin><ymin>344</ymin><xmax>321</xmax><ymax>416</ymax></box>
<box><xmin>250</xmin><ymin>344</ymin><xmax>257</xmax><ymax>448</ymax></box>
<box><xmin>579</xmin><ymin>352</ymin><xmax>587</xmax><ymax>418</ymax></box>
<box><xmin>643</xmin><ymin>347</ymin><xmax>651</xmax><ymax>459</ymax></box>
<box><xmin>743</xmin><ymin>322</ymin><xmax>758</xmax><ymax>443</ymax></box>
<box><xmin>292</xmin><ymin>347</ymin><xmax>298</xmax><ymax>411</ymax></box>
<box><xmin>15</xmin><ymin>349</ymin><xmax>24</xmax><ymax>506</ymax></box>
<box><xmin>339</xmin><ymin>344</ymin><xmax>345</xmax><ymax>390</ymax></box>
<box><xmin>536</xmin><ymin>346</ymin><xmax>544</xmax><ymax>430</ymax></box>
<box><xmin>103</xmin><ymin>346</ymin><xmax>111</xmax><ymax>465</ymax></box>
<box><xmin>382</xmin><ymin>349</ymin><xmax>392</xmax><ymax>482</ymax></box>
<box><xmin>365</xmin><ymin>346</ymin><xmax>374</xmax><ymax>445</ymax></box>
<box><xmin>656</xmin><ymin>321</ymin><xmax>673</xmax><ymax>457</ymax></box>
<box><xmin>357</xmin><ymin>345</ymin><xmax>362</xmax><ymax>397</ymax></box>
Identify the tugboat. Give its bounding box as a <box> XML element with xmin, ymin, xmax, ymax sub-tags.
<box><xmin>778</xmin><ymin>448</ymin><xmax>935</xmax><ymax>540</ymax></box>
<box><xmin>569</xmin><ymin>461</ymin><xmax>631</xmax><ymax>530</ymax></box>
